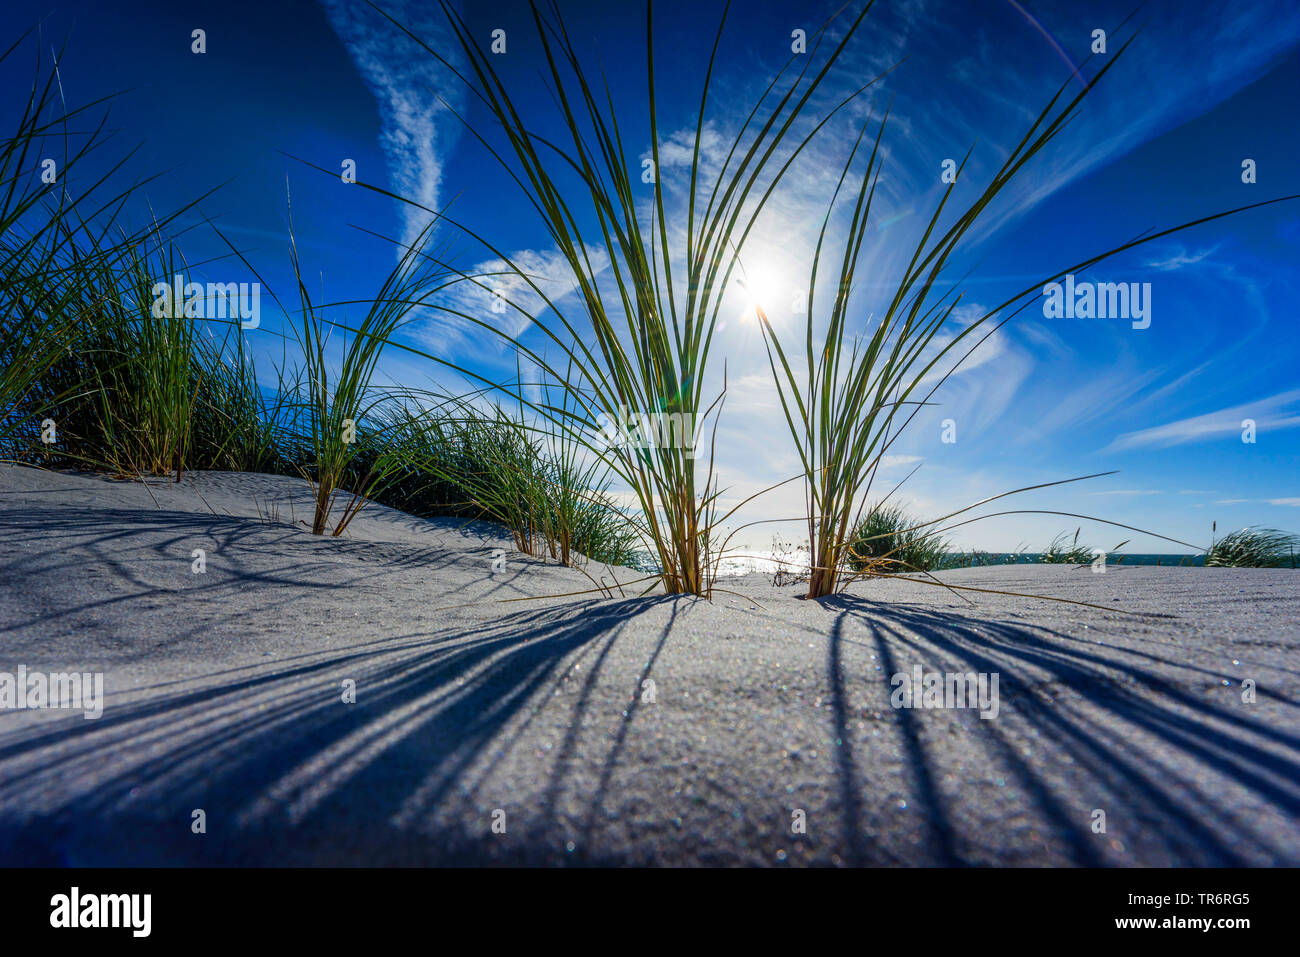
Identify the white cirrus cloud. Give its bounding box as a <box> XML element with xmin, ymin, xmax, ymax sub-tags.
<box><xmin>880</xmin><ymin>454</ymin><xmax>923</xmax><ymax>468</ymax></box>
<box><xmin>319</xmin><ymin>0</ymin><xmax>463</xmax><ymax>247</ymax></box>
<box><xmin>1103</xmin><ymin>389</ymin><xmax>1300</xmax><ymax>453</ymax></box>
<box><xmin>1146</xmin><ymin>243</ymin><xmax>1222</xmax><ymax>271</ymax></box>
<box><xmin>1089</xmin><ymin>489</ymin><xmax>1163</xmax><ymax>496</ymax></box>
<box><xmin>407</xmin><ymin>243</ymin><xmax>613</xmax><ymax>360</ymax></box>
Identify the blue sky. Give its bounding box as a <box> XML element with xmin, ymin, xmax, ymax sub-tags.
<box><xmin>7</xmin><ymin>0</ymin><xmax>1299</xmax><ymax>553</ymax></box>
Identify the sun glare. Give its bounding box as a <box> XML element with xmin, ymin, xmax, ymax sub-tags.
<box><xmin>736</xmin><ymin>260</ymin><xmax>791</xmax><ymax>322</ymax></box>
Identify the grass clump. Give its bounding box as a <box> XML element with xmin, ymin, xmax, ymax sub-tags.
<box><xmin>291</xmin><ymin>226</ymin><xmax>442</xmax><ymax>536</ymax></box>
<box><xmin>15</xmin><ymin>227</ymin><xmax>292</xmax><ymax>480</ymax></box>
<box><xmin>1038</xmin><ymin>528</ymin><xmax>1098</xmax><ymax>564</ymax></box>
<box><xmin>1037</xmin><ymin>528</ymin><xmax>1128</xmax><ymax>564</ymax></box>
<box><xmin>366</xmin><ymin>0</ymin><xmax>878</xmax><ymax>596</ymax></box>
<box><xmin>343</xmin><ymin>387</ymin><xmax>641</xmax><ymax>570</ymax></box>
<box><xmin>758</xmin><ymin>17</ymin><xmax>1295</xmax><ymax>599</ymax></box>
<box><xmin>68</xmin><ymin>235</ymin><xmax>200</xmax><ymax>478</ymax></box>
<box><xmin>219</xmin><ymin>208</ymin><xmax>448</xmax><ymax>536</ymax></box>
<box><xmin>845</xmin><ymin>504</ymin><xmax>948</xmax><ymax>574</ymax></box>
<box><xmin>401</xmin><ymin>384</ymin><xmax>641</xmax><ymax>568</ymax></box>
<box><xmin>1206</xmin><ymin>527</ymin><xmax>1299</xmax><ymax>568</ymax></box>
<box><xmin>0</xmin><ymin>35</ymin><xmax>98</xmax><ymax>445</ymax></box>
<box><xmin>0</xmin><ymin>34</ymin><xmax>209</xmax><ymax>456</ymax></box>
<box><xmin>190</xmin><ymin>333</ymin><xmax>298</xmax><ymax>476</ymax></box>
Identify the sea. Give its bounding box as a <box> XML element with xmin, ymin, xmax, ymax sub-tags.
<box><xmin>701</xmin><ymin>550</ymin><xmax>1210</xmax><ymax>578</ymax></box>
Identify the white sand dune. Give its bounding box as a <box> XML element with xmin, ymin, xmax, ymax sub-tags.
<box><xmin>1</xmin><ymin>464</ymin><xmax>1297</xmax><ymax>866</ymax></box>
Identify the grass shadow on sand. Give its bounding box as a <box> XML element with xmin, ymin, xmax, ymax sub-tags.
<box><xmin>0</xmin><ymin>596</ymin><xmax>678</xmax><ymax>865</ymax></box>
<box><xmin>823</xmin><ymin>595</ymin><xmax>1300</xmax><ymax>865</ymax></box>
<box><xmin>1</xmin><ymin>489</ymin><xmax>1298</xmax><ymax>865</ymax></box>
<box><xmin>0</xmin><ymin>503</ymin><xmax>593</xmax><ymax>655</ymax></box>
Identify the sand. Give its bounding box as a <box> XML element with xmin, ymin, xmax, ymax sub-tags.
<box><xmin>0</xmin><ymin>464</ymin><xmax>1297</xmax><ymax>866</ymax></box>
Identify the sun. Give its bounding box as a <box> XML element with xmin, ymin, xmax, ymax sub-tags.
<box><xmin>742</xmin><ymin>275</ymin><xmax>777</xmax><ymax>317</ymax></box>
<box><xmin>735</xmin><ymin>262</ymin><xmax>789</xmax><ymax>323</ymax></box>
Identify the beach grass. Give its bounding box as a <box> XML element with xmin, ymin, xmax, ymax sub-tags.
<box><xmin>215</xmin><ymin>205</ymin><xmax>448</xmax><ymax>536</ymax></box>
<box><xmin>845</xmin><ymin>503</ymin><xmax>949</xmax><ymax>574</ymax></box>
<box><xmin>78</xmin><ymin>233</ymin><xmax>200</xmax><ymax>479</ymax></box>
<box><xmin>362</xmin><ymin>0</ymin><xmax>883</xmax><ymax>597</ymax></box>
<box><xmin>1038</xmin><ymin>528</ymin><xmax>1099</xmax><ymax>565</ymax></box>
<box><xmin>3</xmin><ymin>13</ymin><xmax>1297</xmax><ymax>595</ymax></box>
<box><xmin>380</xmin><ymin>374</ymin><xmax>642</xmax><ymax>568</ymax></box>
<box><xmin>1206</xmin><ymin>526</ymin><xmax>1300</xmax><ymax>568</ymax></box>
<box><xmin>756</xmin><ymin>18</ymin><xmax>1296</xmax><ymax>599</ymax></box>
<box><xmin>0</xmin><ymin>34</ymin><xmax>204</xmax><ymax>455</ymax></box>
